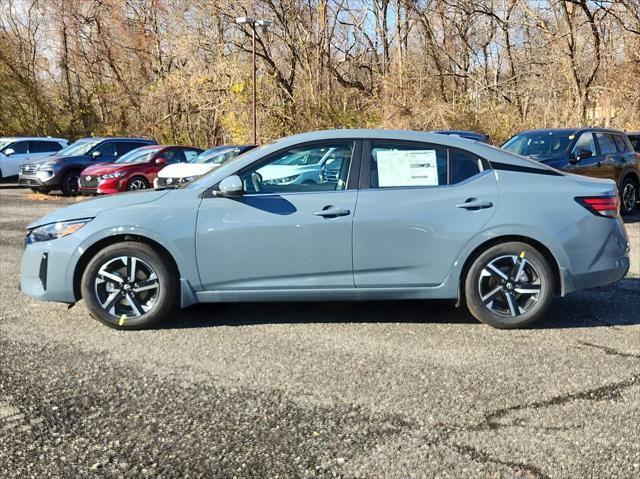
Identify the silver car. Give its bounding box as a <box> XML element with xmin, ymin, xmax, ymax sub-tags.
<box><xmin>20</xmin><ymin>130</ymin><xmax>630</xmax><ymax>329</ymax></box>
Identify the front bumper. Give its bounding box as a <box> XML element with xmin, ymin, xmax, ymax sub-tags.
<box><xmin>19</xmin><ymin>172</ymin><xmax>58</xmax><ymax>188</ymax></box>
<box><xmin>20</xmin><ymin>237</ymin><xmax>79</xmax><ymax>304</ymax></box>
<box><xmin>78</xmin><ymin>175</ymin><xmax>124</xmax><ymax>195</ymax></box>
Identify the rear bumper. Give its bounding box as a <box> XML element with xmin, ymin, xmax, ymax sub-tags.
<box><xmin>560</xmin><ymin>217</ymin><xmax>631</xmax><ymax>295</ymax></box>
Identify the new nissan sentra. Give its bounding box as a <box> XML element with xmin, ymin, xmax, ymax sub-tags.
<box><xmin>20</xmin><ymin>130</ymin><xmax>630</xmax><ymax>329</ymax></box>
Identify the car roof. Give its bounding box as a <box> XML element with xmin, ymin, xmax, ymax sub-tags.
<box><xmin>0</xmin><ymin>136</ymin><xmax>67</xmax><ymax>141</ymax></box>
<box><xmin>513</xmin><ymin>127</ymin><xmax>627</xmax><ymax>135</ymax></box>
<box><xmin>75</xmin><ymin>137</ymin><xmax>156</xmax><ymax>142</ymax></box>
<box><xmin>196</xmin><ymin>128</ymin><xmax>561</xmax><ymax>185</ymax></box>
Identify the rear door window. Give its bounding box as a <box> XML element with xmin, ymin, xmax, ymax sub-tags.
<box><xmin>29</xmin><ymin>141</ymin><xmax>63</xmax><ymax>153</ymax></box>
<box><xmin>370</xmin><ymin>142</ymin><xmax>484</xmax><ymax>188</ymax></box>
<box><xmin>612</xmin><ymin>135</ymin><xmax>629</xmax><ymax>153</ymax></box>
<box><xmin>371</xmin><ymin>143</ymin><xmax>448</xmax><ymax>188</ymax></box>
<box><xmin>596</xmin><ymin>133</ymin><xmax>618</xmax><ymax>155</ymax></box>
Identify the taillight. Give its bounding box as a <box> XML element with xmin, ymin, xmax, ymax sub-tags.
<box><xmin>575</xmin><ymin>196</ymin><xmax>620</xmax><ymax>218</ymax></box>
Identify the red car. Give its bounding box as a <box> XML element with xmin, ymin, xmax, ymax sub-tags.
<box><xmin>78</xmin><ymin>145</ymin><xmax>202</xmax><ymax>194</ymax></box>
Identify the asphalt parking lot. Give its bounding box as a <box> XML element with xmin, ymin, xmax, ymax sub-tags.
<box><xmin>1</xmin><ymin>185</ymin><xmax>639</xmax><ymax>478</ymax></box>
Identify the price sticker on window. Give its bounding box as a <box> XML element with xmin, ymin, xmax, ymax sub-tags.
<box><xmin>377</xmin><ymin>150</ymin><xmax>439</xmax><ymax>187</ymax></box>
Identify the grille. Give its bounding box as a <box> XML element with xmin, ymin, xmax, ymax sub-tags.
<box><xmin>79</xmin><ymin>175</ymin><xmax>99</xmax><ymax>188</ymax></box>
<box><xmin>20</xmin><ymin>164</ymin><xmax>39</xmax><ymax>175</ymax></box>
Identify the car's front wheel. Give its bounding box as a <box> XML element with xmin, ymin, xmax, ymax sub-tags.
<box><xmin>61</xmin><ymin>170</ymin><xmax>80</xmax><ymax>196</ymax></box>
<box><xmin>464</xmin><ymin>242</ymin><xmax>554</xmax><ymax>329</ymax></box>
<box><xmin>81</xmin><ymin>242</ymin><xmax>178</xmax><ymax>329</ymax></box>
<box><xmin>127</xmin><ymin>176</ymin><xmax>149</xmax><ymax>191</ymax></box>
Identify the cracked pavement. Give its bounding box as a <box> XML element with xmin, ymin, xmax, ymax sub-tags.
<box><xmin>1</xmin><ymin>186</ymin><xmax>639</xmax><ymax>478</ymax></box>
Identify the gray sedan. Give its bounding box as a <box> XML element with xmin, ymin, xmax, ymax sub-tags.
<box><xmin>20</xmin><ymin>130</ymin><xmax>630</xmax><ymax>329</ymax></box>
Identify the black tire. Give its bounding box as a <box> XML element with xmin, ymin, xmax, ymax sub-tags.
<box><xmin>127</xmin><ymin>176</ymin><xmax>149</xmax><ymax>191</ymax></box>
<box><xmin>61</xmin><ymin>170</ymin><xmax>80</xmax><ymax>196</ymax></box>
<box><xmin>81</xmin><ymin>242</ymin><xmax>179</xmax><ymax>329</ymax></box>
<box><xmin>464</xmin><ymin>241</ymin><xmax>554</xmax><ymax>329</ymax></box>
<box><xmin>619</xmin><ymin>176</ymin><xmax>638</xmax><ymax>216</ymax></box>
<box><xmin>31</xmin><ymin>187</ymin><xmax>51</xmax><ymax>194</ymax></box>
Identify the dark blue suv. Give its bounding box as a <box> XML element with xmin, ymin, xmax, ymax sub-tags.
<box><xmin>502</xmin><ymin>128</ymin><xmax>640</xmax><ymax>215</ymax></box>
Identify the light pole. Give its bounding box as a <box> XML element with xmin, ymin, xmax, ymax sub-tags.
<box><xmin>235</xmin><ymin>17</ymin><xmax>272</xmax><ymax>145</ymax></box>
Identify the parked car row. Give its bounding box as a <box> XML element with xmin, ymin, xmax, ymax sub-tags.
<box><xmin>0</xmin><ymin>135</ymin><xmax>254</xmax><ymax>195</ymax></box>
<box><xmin>3</xmin><ymin>128</ymin><xmax>639</xmax><ymax>213</ymax></box>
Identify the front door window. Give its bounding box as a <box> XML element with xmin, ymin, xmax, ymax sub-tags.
<box><xmin>240</xmin><ymin>143</ymin><xmax>354</xmax><ymax>194</ymax></box>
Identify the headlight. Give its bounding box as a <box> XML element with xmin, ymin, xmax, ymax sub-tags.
<box><xmin>263</xmin><ymin>175</ymin><xmax>299</xmax><ymax>185</ymax></box>
<box><xmin>26</xmin><ymin>219</ymin><xmax>92</xmax><ymax>244</ymax></box>
<box><xmin>178</xmin><ymin>176</ymin><xmax>197</xmax><ymax>183</ymax></box>
<box><xmin>101</xmin><ymin>171</ymin><xmax>126</xmax><ymax>179</ymax></box>
<box><xmin>38</xmin><ymin>161</ymin><xmax>61</xmax><ymax>171</ymax></box>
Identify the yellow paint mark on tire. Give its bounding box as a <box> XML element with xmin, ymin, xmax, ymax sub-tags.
<box><xmin>119</xmin><ymin>314</ymin><xmax>126</xmax><ymax>326</ymax></box>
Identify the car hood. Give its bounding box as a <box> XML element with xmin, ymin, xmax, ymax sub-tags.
<box><xmin>81</xmin><ymin>163</ymin><xmax>132</xmax><ymax>176</ymax></box>
<box><xmin>28</xmin><ymin>189</ymin><xmax>171</xmax><ymax>228</ymax></box>
<box><xmin>524</xmin><ymin>155</ymin><xmax>568</xmax><ymax>169</ymax></box>
<box><xmin>24</xmin><ymin>154</ymin><xmax>90</xmax><ymax>166</ymax></box>
<box><xmin>157</xmin><ymin>163</ymin><xmax>217</xmax><ymax>178</ymax></box>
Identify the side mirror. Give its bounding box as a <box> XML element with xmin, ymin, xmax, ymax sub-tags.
<box><xmin>216</xmin><ymin>175</ymin><xmax>244</xmax><ymax>197</ymax></box>
<box><xmin>154</xmin><ymin>157</ymin><xmax>167</xmax><ymax>166</ymax></box>
<box><xmin>91</xmin><ymin>150</ymin><xmax>102</xmax><ymax>159</ymax></box>
<box><xmin>4</xmin><ymin>148</ymin><xmax>15</xmax><ymax>156</ymax></box>
<box><xmin>570</xmin><ymin>149</ymin><xmax>592</xmax><ymax>164</ymax></box>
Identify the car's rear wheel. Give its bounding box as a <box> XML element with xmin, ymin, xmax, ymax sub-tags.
<box><xmin>464</xmin><ymin>242</ymin><xmax>554</xmax><ymax>329</ymax></box>
<box><xmin>127</xmin><ymin>176</ymin><xmax>149</xmax><ymax>191</ymax></box>
<box><xmin>81</xmin><ymin>242</ymin><xmax>178</xmax><ymax>329</ymax></box>
<box><xmin>620</xmin><ymin>176</ymin><xmax>638</xmax><ymax>215</ymax></box>
<box><xmin>61</xmin><ymin>170</ymin><xmax>80</xmax><ymax>196</ymax></box>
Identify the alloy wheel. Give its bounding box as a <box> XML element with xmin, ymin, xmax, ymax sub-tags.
<box><xmin>477</xmin><ymin>254</ymin><xmax>542</xmax><ymax>317</ymax></box>
<box><xmin>129</xmin><ymin>179</ymin><xmax>147</xmax><ymax>190</ymax></box>
<box><xmin>93</xmin><ymin>256</ymin><xmax>160</xmax><ymax>318</ymax></box>
<box><xmin>622</xmin><ymin>182</ymin><xmax>636</xmax><ymax>213</ymax></box>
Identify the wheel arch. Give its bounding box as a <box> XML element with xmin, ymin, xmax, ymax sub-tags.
<box><xmin>621</xmin><ymin>169</ymin><xmax>639</xmax><ymax>186</ymax></box>
<box><xmin>73</xmin><ymin>233</ymin><xmax>179</xmax><ymax>301</ymax></box>
<box><xmin>458</xmin><ymin>235</ymin><xmax>563</xmax><ymax>300</ymax></box>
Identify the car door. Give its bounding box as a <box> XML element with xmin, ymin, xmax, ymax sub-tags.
<box><xmin>567</xmin><ymin>132</ymin><xmax>599</xmax><ymax>177</ymax></box>
<box><xmin>352</xmin><ymin>140</ymin><xmax>499</xmax><ymax>288</ymax></box>
<box><xmin>195</xmin><ymin>140</ymin><xmax>360</xmax><ymax>291</ymax></box>
<box><xmin>589</xmin><ymin>133</ymin><xmax>618</xmax><ymax>180</ymax></box>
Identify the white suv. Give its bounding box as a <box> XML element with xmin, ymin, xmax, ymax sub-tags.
<box><xmin>0</xmin><ymin>137</ymin><xmax>68</xmax><ymax>180</ymax></box>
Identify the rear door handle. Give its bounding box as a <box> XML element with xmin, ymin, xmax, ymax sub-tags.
<box><xmin>456</xmin><ymin>199</ymin><xmax>493</xmax><ymax>210</ymax></box>
<box><xmin>314</xmin><ymin>205</ymin><xmax>351</xmax><ymax>218</ymax></box>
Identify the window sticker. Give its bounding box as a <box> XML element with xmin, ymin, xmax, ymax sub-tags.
<box><xmin>377</xmin><ymin>150</ymin><xmax>439</xmax><ymax>187</ymax></box>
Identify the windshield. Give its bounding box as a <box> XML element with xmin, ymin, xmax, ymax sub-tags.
<box><xmin>57</xmin><ymin>139</ymin><xmax>102</xmax><ymax>157</ymax></box>
<box><xmin>502</xmin><ymin>132</ymin><xmax>574</xmax><ymax>158</ymax></box>
<box><xmin>115</xmin><ymin>147</ymin><xmax>160</xmax><ymax>164</ymax></box>
<box><xmin>193</xmin><ymin>147</ymin><xmax>243</xmax><ymax>164</ymax></box>
<box><xmin>184</xmin><ymin>143</ymin><xmax>270</xmax><ymax>189</ymax></box>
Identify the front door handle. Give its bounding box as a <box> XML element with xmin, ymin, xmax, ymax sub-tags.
<box><xmin>456</xmin><ymin>199</ymin><xmax>493</xmax><ymax>210</ymax></box>
<box><xmin>313</xmin><ymin>205</ymin><xmax>351</xmax><ymax>218</ymax></box>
